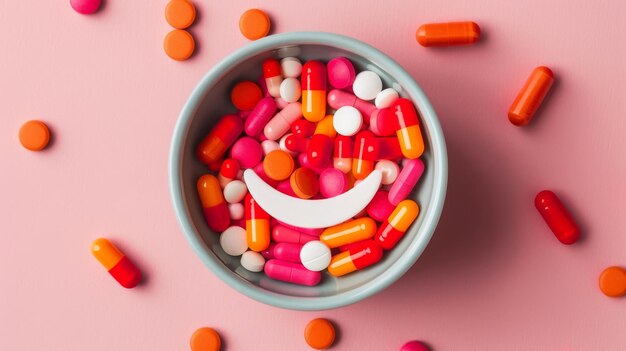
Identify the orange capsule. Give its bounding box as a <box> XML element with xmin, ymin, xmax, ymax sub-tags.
<box><xmin>197</xmin><ymin>114</ymin><xmax>243</xmax><ymax>164</ymax></box>
<box><xmin>91</xmin><ymin>238</ymin><xmax>142</xmax><ymax>288</ymax></box>
<box><xmin>197</xmin><ymin>175</ymin><xmax>230</xmax><ymax>232</ymax></box>
<box><xmin>301</xmin><ymin>61</ymin><xmax>327</xmax><ymax>122</ymax></box>
<box><xmin>320</xmin><ymin>217</ymin><xmax>377</xmax><ymax>248</ymax></box>
<box><xmin>245</xmin><ymin>193</ymin><xmax>270</xmax><ymax>252</ymax></box>
<box><xmin>328</xmin><ymin>240</ymin><xmax>383</xmax><ymax>277</ymax></box>
<box><xmin>389</xmin><ymin>98</ymin><xmax>424</xmax><ymax>159</ymax></box>
<box><xmin>375</xmin><ymin>200</ymin><xmax>419</xmax><ymax>250</ymax></box>
<box><xmin>508</xmin><ymin>67</ymin><xmax>554</xmax><ymax>126</ymax></box>
<box><xmin>416</xmin><ymin>21</ymin><xmax>480</xmax><ymax>47</ymax></box>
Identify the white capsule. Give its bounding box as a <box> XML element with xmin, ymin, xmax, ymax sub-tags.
<box><xmin>279</xmin><ymin>77</ymin><xmax>302</xmax><ymax>103</ymax></box>
<box><xmin>240</xmin><ymin>251</ymin><xmax>266</xmax><ymax>272</ymax></box>
<box><xmin>375</xmin><ymin>88</ymin><xmax>399</xmax><ymax>108</ymax></box>
<box><xmin>333</xmin><ymin>106</ymin><xmax>362</xmax><ymax>136</ymax></box>
<box><xmin>223</xmin><ymin>180</ymin><xmax>247</xmax><ymax>204</ymax></box>
<box><xmin>353</xmin><ymin>70</ymin><xmax>383</xmax><ymax>101</ymax></box>
<box><xmin>375</xmin><ymin>160</ymin><xmax>400</xmax><ymax>185</ymax></box>
<box><xmin>280</xmin><ymin>57</ymin><xmax>302</xmax><ymax>78</ymax></box>
<box><xmin>228</xmin><ymin>202</ymin><xmax>244</xmax><ymax>220</ymax></box>
<box><xmin>220</xmin><ymin>226</ymin><xmax>248</xmax><ymax>256</ymax></box>
<box><xmin>300</xmin><ymin>241</ymin><xmax>331</xmax><ymax>271</ymax></box>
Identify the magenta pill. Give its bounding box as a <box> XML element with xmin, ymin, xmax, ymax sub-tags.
<box><xmin>276</xmin><ymin>180</ymin><xmax>297</xmax><ymax>197</ymax></box>
<box><xmin>230</xmin><ymin>137</ymin><xmax>262</xmax><ymax>169</ymax></box>
<box><xmin>388</xmin><ymin>158</ymin><xmax>425</xmax><ymax>205</ymax></box>
<box><xmin>366</xmin><ymin>190</ymin><xmax>396</xmax><ymax>221</ymax></box>
<box><xmin>319</xmin><ymin>168</ymin><xmax>349</xmax><ymax>198</ymax></box>
<box><xmin>245</xmin><ymin>97</ymin><xmax>277</xmax><ymax>137</ymax></box>
<box><xmin>400</xmin><ymin>341</ymin><xmax>429</xmax><ymax>351</ymax></box>
<box><xmin>327</xmin><ymin>89</ymin><xmax>377</xmax><ymax>119</ymax></box>
<box><xmin>327</xmin><ymin>57</ymin><xmax>356</xmax><ymax>89</ymax></box>
<box><xmin>272</xmin><ymin>243</ymin><xmax>303</xmax><ymax>263</ymax></box>
<box><xmin>264</xmin><ymin>259</ymin><xmax>321</xmax><ymax>286</ymax></box>
<box><xmin>272</xmin><ymin>225</ymin><xmax>318</xmax><ymax>244</ymax></box>
<box><xmin>70</xmin><ymin>0</ymin><xmax>101</xmax><ymax>14</ymax></box>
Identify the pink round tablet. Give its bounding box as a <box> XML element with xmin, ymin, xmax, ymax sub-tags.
<box><xmin>230</xmin><ymin>137</ymin><xmax>262</xmax><ymax>169</ymax></box>
<box><xmin>400</xmin><ymin>340</ymin><xmax>429</xmax><ymax>351</ymax></box>
<box><xmin>319</xmin><ymin>168</ymin><xmax>348</xmax><ymax>198</ymax></box>
<box><xmin>366</xmin><ymin>190</ymin><xmax>396</xmax><ymax>222</ymax></box>
<box><xmin>327</xmin><ymin>57</ymin><xmax>356</xmax><ymax>89</ymax></box>
<box><xmin>70</xmin><ymin>0</ymin><xmax>102</xmax><ymax>14</ymax></box>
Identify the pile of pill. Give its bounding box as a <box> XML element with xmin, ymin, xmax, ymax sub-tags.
<box><xmin>196</xmin><ymin>56</ymin><xmax>425</xmax><ymax>286</ymax></box>
<box><xmin>163</xmin><ymin>0</ymin><xmax>197</xmax><ymax>61</ymax></box>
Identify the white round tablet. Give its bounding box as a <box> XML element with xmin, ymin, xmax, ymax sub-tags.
<box><xmin>333</xmin><ymin>106</ymin><xmax>363</xmax><ymax>136</ymax></box>
<box><xmin>375</xmin><ymin>88</ymin><xmax>399</xmax><ymax>109</ymax></box>
<box><xmin>375</xmin><ymin>160</ymin><xmax>400</xmax><ymax>185</ymax></box>
<box><xmin>280</xmin><ymin>57</ymin><xmax>302</xmax><ymax>78</ymax></box>
<box><xmin>220</xmin><ymin>226</ymin><xmax>248</xmax><ymax>256</ymax></box>
<box><xmin>241</xmin><ymin>251</ymin><xmax>266</xmax><ymax>272</ymax></box>
<box><xmin>261</xmin><ymin>140</ymin><xmax>280</xmax><ymax>155</ymax></box>
<box><xmin>300</xmin><ymin>241</ymin><xmax>331</xmax><ymax>272</ymax></box>
<box><xmin>228</xmin><ymin>202</ymin><xmax>244</xmax><ymax>220</ymax></box>
<box><xmin>353</xmin><ymin>70</ymin><xmax>383</xmax><ymax>101</ymax></box>
<box><xmin>223</xmin><ymin>180</ymin><xmax>247</xmax><ymax>204</ymax></box>
<box><xmin>279</xmin><ymin>77</ymin><xmax>302</xmax><ymax>103</ymax></box>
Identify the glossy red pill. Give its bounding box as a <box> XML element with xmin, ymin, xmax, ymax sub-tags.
<box><xmin>534</xmin><ymin>190</ymin><xmax>580</xmax><ymax>244</ymax></box>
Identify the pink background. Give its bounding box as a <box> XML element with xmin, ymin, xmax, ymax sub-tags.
<box><xmin>2</xmin><ymin>0</ymin><xmax>625</xmax><ymax>350</ymax></box>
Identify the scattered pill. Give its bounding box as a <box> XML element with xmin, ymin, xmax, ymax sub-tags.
<box><xmin>239</xmin><ymin>9</ymin><xmax>271</xmax><ymax>40</ymax></box>
<box><xmin>190</xmin><ymin>327</ymin><xmax>221</xmax><ymax>351</ymax></box>
<box><xmin>508</xmin><ymin>66</ymin><xmax>554</xmax><ymax>126</ymax></box>
<box><xmin>91</xmin><ymin>238</ymin><xmax>142</xmax><ymax>288</ymax></box>
<box><xmin>198</xmin><ymin>175</ymin><xmax>231</xmax><ymax>232</ymax></box>
<box><xmin>165</xmin><ymin>0</ymin><xmax>196</xmax><ymax>29</ymax></box>
<box><xmin>19</xmin><ymin>120</ymin><xmax>50</xmax><ymax>151</ymax></box>
<box><xmin>599</xmin><ymin>266</ymin><xmax>626</xmax><ymax>297</ymax></box>
<box><xmin>70</xmin><ymin>0</ymin><xmax>101</xmax><ymax>15</ymax></box>
<box><xmin>228</xmin><ymin>202</ymin><xmax>244</xmax><ymax>220</ymax></box>
<box><xmin>353</xmin><ymin>70</ymin><xmax>383</xmax><ymax>101</ymax></box>
<box><xmin>375</xmin><ymin>88</ymin><xmax>399</xmax><ymax>109</ymax></box>
<box><xmin>416</xmin><ymin>21</ymin><xmax>480</xmax><ymax>47</ymax></box>
<box><xmin>223</xmin><ymin>180</ymin><xmax>247</xmax><ymax>204</ymax></box>
<box><xmin>333</xmin><ymin>106</ymin><xmax>363</xmax><ymax>136</ymax></box>
<box><xmin>231</xmin><ymin>81</ymin><xmax>263</xmax><ymax>111</ymax></box>
<box><xmin>535</xmin><ymin>190</ymin><xmax>580</xmax><ymax>245</ymax></box>
<box><xmin>241</xmin><ymin>250</ymin><xmax>266</xmax><ymax>272</ymax></box>
<box><xmin>281</xmin><ymin>57</ymin><xmax>303</xmax><ymax>78</ymax></box>
<box><xmin>263</xmin><ymin>150</ymin><xmax>295</xmax><ymax>181</ymax></box>
<box><xmin>327</xmin><ymin>57</ymin><xmax>356</xmax><ymax>89</ymax></box>
<box><xmin>163</xmin><ymin>29</ymin><xmax>195</xmax><ymax>61</ymax></box>
<box><xmin>300</xmin><ymin>241</ymin><xmax>332</xmax><ymax>271</ymax></box>
<box><xmin>401</xmin><ymin>340</ymin><xmax>430</xmax><ymax>351</ymax></box>
<box><xmin>304</xmin><ymin>318</ymin><xmax>336</xmax><ymax>350</ymax></box>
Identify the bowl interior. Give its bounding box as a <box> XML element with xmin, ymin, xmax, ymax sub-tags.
<box><xmin>171</xmin><ymin>33</ymin><xmax>446</xmax><ymax>309</ymax></box>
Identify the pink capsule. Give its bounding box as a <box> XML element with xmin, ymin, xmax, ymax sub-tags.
<box><xmin>307</xmin><ymin>134</ymin><xmax>333</xmax><ymax>168</ymax></box>
<box><xmin>366</xmin><ymin>190</ymin><xmax>396</xmax><ymax>221</ymax></box>
<box><xmin>328</xmin><ymin>89</ymin><xmax>377</xmax><ymax>120</ymax></box>
<box><xmin>264</xmin><ymin>102</ymin><xmax>303</xmax><ymax>140</ymax></box>
<box><xmin>264</xmin><ymin>259</ymin><xmax>321</xmax><ymax>286</ymax></box>
<box><xmin>284</xmin><ymin>134</ymin><xmax>310</xmax><ymax>153</ymax></box>
<box><xmin>272</xmin><ymin>225</ymin><xmax>318</xmax><ymax>244</ymax></box>
<box><xmin>275</xmin><ymin>219</ymin><xmax>323</xmax><ymax>237</ymax></box>
<box><xmin>272</xmin><ymin>242</ymin><xmax>303</xmax><ymax>263</ymax></box>
<box><xmin>276</xmin><ymin>180</ymin><xmax>297</xmax><ymax>197</ymax></box>
<box><xmin>245</xmin><ymin>97</ymin><xmax>277</xmax><ymax>137</ymax></box>
<box><xmin>369</xmin><ymin>108</ymin><xmax>397</xmax><ymax>136</ymax></box>
<box><xmin>388</xmin><ymin>158</ymin><xmax>425</xmax><ymax>205</ymax></box>
<box><xmin>260</xmin><ymin>242</ymin><xmax>276</xmax><ymax>260</ymax></box>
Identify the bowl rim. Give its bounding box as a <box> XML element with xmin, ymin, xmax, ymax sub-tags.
<box><xmin>169</xmin><ymin>31</ymin><xmax>448</xmax><ymax>310</ymax></box>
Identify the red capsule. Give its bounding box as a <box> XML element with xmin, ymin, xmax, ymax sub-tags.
<box><xmin>245</xmin><ymin>193</ymin><xmax>271</xmax><ymax>252</ymax></box>
<box><xmin>370</xmin><ymin>108</ymin><xmax>397</xmax><ymax>136</ymax></box>
<box><xmin>390</xmin><ymin>98</ymin><xmax>425</xmax><ymax>159</ymax></box>
<box><xmin>328</xmin><ymin>240</ymin><xmax>383</xmax><ymax>277</ymax></box>
<box><xmin>301</xmin><ymin>61</ymin><xmax>327</xmax><ymax>122</ymax></box>
<box><xmin>352</xmin><ymin>131</ymin><xmax>377</xmax><ymax>179</ymax></box>
<box><xmin>284</xmin><ymin>134</ymin><xmax>310</xmax><ymax>153</ymax></box>
<box><xmin>262</xmin><ymin>59</ymin><xmax>283</xmax><ymax>98</ymax></box>
<box><xmin>291</xmin><ymin>119</ymin><xmax>316</xmax><ymax>138</ymax></box>
<box><xmin>376</xmin><ymin>137</ymin><xmax>402</xmax><ymax>160</ymax></box>
<box><xmin>197</xmin><ymin>175</ymin><xmax>230</xmax><ymax>232</ymax></box>
<box><xmin>197</xmin><ymin>114</ymin><xmax>243</xmax><ymax>164</ymax></box>
<box><xmin>327</xmin><ymin>89</ymin><xmax>377</xmax><ymax>121</ymax></box>
<box><xmin>534</xmin><ymin>190</ymin><xmax>580</xmax><ymax>244</ymax></box>
<box><xmin>333</xmin><ymin>135</ymin><xmax>353</xmax><ymax>173</ymax></box>
<box><xmin>307</xmin><ymin>134</ymin><xmax>333</xmax><ymax>168</ymax></box>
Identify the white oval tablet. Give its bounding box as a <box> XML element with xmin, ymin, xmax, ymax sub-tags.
<box><xmin>333</xmin><ymin>106</ymin><xmax>363</xmax><ymax>136</ymax></box>
<box><xmin>300</xmin><ymin>241</ymin><xmax>332</xmax><ymax>271</ymax></box>
<box><xmin>353</xmin><ymin>70</ymin><xmax>383</xmax><ymax>101</ymax></box>
<box><xmin>228</xmin><ymin>202</ymin><xmax>244</xmax><ymax>220</ymax></box>
<box><xmin>223</xmin><ymin>180</ymin><xmax>247</xmax><ymax>204</ymax></box>
<box><xmin>375</xmin><ymin>88</ymin><xmax>399</xmax><ymax>108</ymax></box>
<box><xmin>280</xmin><ymin>57</ymin><xmax>302</xmax><ymax>78</ymax></box>
<box><xmin>261</xmin><ymin>140</ymin><xmax>280</xmax><ymax>156</ymax></box>
<box><xmin>220</xmin><ymin>226</ymin><xmax>248</xmax><ymax>256</ymax></box>
<box><xmin>375</xmin><ymin>160</ymin><xmax>400</xmax><ymax>185</ymax></box>
<box><xmin>279</xmin><ymin>77</ymin><xmax>302</xmax><ymax>103</ymax></box>
<box><xmin>241</xmin><ymin>251</ymin><xmax>266</xmax><ymax>272</ymax></box>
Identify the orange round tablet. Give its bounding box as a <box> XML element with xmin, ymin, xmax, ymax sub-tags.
<box><xmin>290</xmin><ymin>167</ymin><xmax>319</xmax><ymax>199</ymax></box>
<box><xmin>239</xmin><ymin>9</ymin><xmax>271</xmax><ymax>40</ymax></box>
<box><xmin>190</xmin><ymin>327</ymin><xmax>221</xmax><ymax>351</ymax></box>
<box><xmin>19</xmin><ymin>120</ymin><xmax>50</xmax><ymax>151</ymax></box>
<box><xmin>165</xmin><ymin>0</ymin><xmax>196</xmax><ymax>29</ymax></box>
<box><xmin>599</xmin><ymin>266</ymin><xmax>626</xmax><ymax>297</ymax></box>
<box><xmin>230</xmin><ymin>81</ymin><xmax>262</xmax><ymax>111</ymax></box>
<box><xmin>304</xmin><ymin>318</ymin><xmax>336</xmax><ymax>350</ymax></box>
<box><xmin>263</xmin><ymin>150</ymin><xmax>295</xmax><ymax>181</ymax></box>
<box><xmin>164</xmin><ymin>29</ymin><xmax>195</xmax><ymax>61</ymax></box>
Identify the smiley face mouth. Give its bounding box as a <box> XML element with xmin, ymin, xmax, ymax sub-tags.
<box><xmin>244</xmin><ymin>169</ymin><xmax>382</xmax><ymax>228</ymax></box>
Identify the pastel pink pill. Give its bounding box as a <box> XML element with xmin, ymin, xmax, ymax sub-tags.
<box><xmin>366</xmin><ymin>190</ymin><xmax>396</xmax><ymax>221</ymax></box>
<box><xmin>272</xmin><ymin>242</ymin><xmax>303</xmax><ymax>263</ymax></box>
<box><xmin>400</xmin><ymin>341</ymin><xmax>430</xmax><ymax>351</ymax></box>
<box><xmin>261</xmin><ymin>140</ymin><xmax>280</xmax><ymax>155</ymax></box>
<box><xmin>264</xmin><ymin>259</ymin><xmax>321</xmax><ymax>286</ymax></box>
<box><xmin>319</xmin><ymin>168</ymin><xmax>348</xmax><ymax>198</ymax></box>
<box><xmin>388</xmin><ymin>158</ymin><xmax>425</xmax><ymax>205</ymax></box>
<box><xmin>272</xmin><ymin>225</ymin><xmax>318</xmax><ymax>244</ymax></box>
<box><xmin>375</xmin><ymin>160</ymin><xmax>400</xmax><ymax>185</ymax></box>
<box><xmin>264</xmin><ymin>102</ymin><xmax>303</xmax><ymax>140</ymax></box>
<box><xmin>245</xmin><ymin>97</ymin><xmax>277</xmax><ymax>136</ymax></box>
<box><xmin>275</xmin><ymin>219</ymin><xmax>323</xmax><ymax>237</ymax></box>
<box><xmin>328</xmin><ymin>89</ymin><xmax>377</xmax><ymax>120</ymax></box>
<box><xmin>327</xmin><ymin>57</ymin><xmax>356</xmax><ymax>89</ymax></box>
<box><xmin>253</xmin><ymin>163</ymin><xmax>279</xmax><ymax>188</ymax></box>
<box><xmin>230</xmin><ymin>137</ymin><xmax>262</xmax><ymax>169</ymax></box>
<box><xmin>70</xmin><ymin>0</ymin><xmax>101</xmax><ymax>14</ymax></box>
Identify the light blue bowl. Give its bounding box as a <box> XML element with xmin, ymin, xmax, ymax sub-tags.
<box><xmin>169</xmin><ymin>32</ymin><xmax>447</xmax><ymax>310</ymax></box>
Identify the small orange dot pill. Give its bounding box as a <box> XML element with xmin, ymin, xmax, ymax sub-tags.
<box><xmin>239</xmin><ymin>9</ymin><xmax>271</xmax><ymax>40</ymax></box>
<box><xmin>304</xmin><ymin>318</ymin><xmax>336</xmax><ymax>350</ymax></box>
<box><xmin>19</xmin><ymin>120</ymin><xmax>50</xmax><ymax>151</ymax></box>
<box><xmin>263</xmin><ymin>149</ymin><xmax>295</xmax><ymax>181</ymax></box>
<box><xmin>165</xmin><ymin>0</ymin><xmax>196</xmax><ymax>29</ymax></box>
<box><xmin>190</xmin><ymin>327</ymin><xmax>221</xmax><ymax>351</ymax></box>
<box><xmin>599</xmin><ymin>266</ymin><xmax>626</xmax><ymax>297</ymax></box>
<box><xmin>290</xmin><ymin>167</ymin><xmax>319</xmax><ymax>199</ymax></box>
<box><xmin>508</xmin><ymin>66</ymin><xmax>554</xmax><ymax>126</ymax></box>
<box><xmin>416</xmin><ymin>21</ymin><xmax>480</xmax><ymax>47</ymax></box>
<box><xmin>231</xmin><ymin>81</ymin><xmax>263</xmax><ymax>111</ymax></box>
<box><xmin>164</xmin><ymin>29</ymin><xmax>195</xmax><ymax>61</ymax></box>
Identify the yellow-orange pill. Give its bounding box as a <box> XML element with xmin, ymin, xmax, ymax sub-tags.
<box><xmin>416</xmin><ymin>21</ymin><xmax>480</xmax><ymax>47</ymax></box>
<box><xmin>190</xmin><ymin>327</ymin><xmax>221</xmax><ymax>351</ymax></box>
<box><xmin>165</xmin><ymin>0</ymin><xmax>196</xmax><ymax>29</ymax></box>
<box><xmin>314</xmin><ymin>115</ymin><xmax>337</xmax><ymax>138</ymax></box>
<box><xmin>91</xmin><ymin>238</ymin><xmax>142</xmax><ymax>289</ymax></box>
<box><xmin>19</xmin><ymin>120</ymin><xmax>50</xmax><ymax>151</ymax></box>
<box><xmin>290</xmin><ymin>167</ymin><xmax>319</xmax><ymax>199</ymax></box>
<box><xmin>508</xmin><ymin>66</ymin><xmax>554</xmax><ymax>126</ymax></box>
<box><xmin>304</xmin><ymin>318</ymin><xmax>336</xmax><ymax>350</ymax></box>
<box><xmin>164</xmin><ymin>29</ymin><xmax>195</xmax><ymax>61</ymax></box>
<box><xmin>239</xmin><ymin>9</ymin><xmax>271</xmax><ymax>40</ymax></box>
<box><xmin>599</xmin><ymin>266</ymin><xmax>626</xmax><ymax>297</ymax></box>
<box><xmin>263</xmin><ymin>150</ymin><xmax>295</xmax><ymax>181</ymax></box>
<box><xmin>320</xmin><ymin>217</ymin><xmax>376</xmax><ymax>248</ymax></box>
